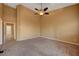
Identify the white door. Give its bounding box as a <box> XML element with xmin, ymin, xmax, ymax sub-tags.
<box><xmin>5</xmin><ymin>24</ymin><xmax>14</xmax><ymax>41</ymax></box>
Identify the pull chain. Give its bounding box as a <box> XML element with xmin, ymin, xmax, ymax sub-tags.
<box><xmin>41</xmin><ymin>3</ymin><xmax>42</xmax><ymax>11</ymax></box>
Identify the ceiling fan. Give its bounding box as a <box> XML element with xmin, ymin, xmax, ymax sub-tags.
<box><xmin>34</xmin><ymin>3</ymin><xmax>49</xmax><ymax>16</ymax></box>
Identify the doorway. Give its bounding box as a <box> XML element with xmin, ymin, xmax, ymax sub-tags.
<box><xmin>5</xmin><ymin>23</ymin><xmax>14</xmax><ymax>42</ymax></box>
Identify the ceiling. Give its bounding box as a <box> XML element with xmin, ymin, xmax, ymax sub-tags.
<box><xmin>5</xmin><ymin>3</ymin><xmax>76</xmax><ymax>12</ymax></box>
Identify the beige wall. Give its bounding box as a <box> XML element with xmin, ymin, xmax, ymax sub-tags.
<box><xmin>41</xmin><ymin>4</ymin><xmax>79</xmax><ymax>44</ymax></box>
<box><xmin>3</xmin><ymin>4</ymin><xmax>16</xmax><ymax>42</ymax></box>
<box><xmin>17</xmin><ymin>5</ymin><xmax>40</xmax><ymax>41</ymax></box>
<box><xmin>0</xmin><ymin>4</ymin><xmax>17</xmax><ymax>44</ymax></box>
<box><xmin>0</xmin><ymin>3</ymin><xmax>79</xmax><ymax>45</ymax></box>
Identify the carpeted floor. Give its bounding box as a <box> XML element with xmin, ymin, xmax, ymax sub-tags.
<box><xmin>0</xmin><ymin>37</ymin><xmax>79</xmax><ymax>56</ymax></box>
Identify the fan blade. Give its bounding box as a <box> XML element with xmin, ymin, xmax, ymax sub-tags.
<box><xmin>34</xmin><ymin>13</ymin><xmax>38</xmax><ymax>15</ymax></box>
<box><xmin>43</xmin><ymin>7</ymin><xmax>48</xmax><ymax>11</ymax></box>
<box><xmin>44</xmin><ymin>12</ymin><xmax>49</xmax><ymax>15</ymax></box>
<box><xmin>35</xmin><ymin>8</ymin><xmax>39</xmax><ymax>11</ymax></box>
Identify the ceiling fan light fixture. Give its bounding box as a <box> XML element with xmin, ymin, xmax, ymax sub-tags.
<box><xmin>39</xmin><ymin>11</ymin><xmax>44</xmax><ymax>16</ymax></box>
<box><xmin>34</xmin><ymin>3</ymin><xmax>49</xmax><ymax>16</ymax></box>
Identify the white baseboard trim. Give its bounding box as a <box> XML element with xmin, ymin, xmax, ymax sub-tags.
<box><xmin>16</xmin><ymin>36</ymin><xmax>40</xmax><ymax>41</ymax></box>
<box><xmin>16</xmin><ymin>35</ymin><xmax>79</xmax><ymax>46</ymax></box>
<box><xmin>40</xmin><ymin>36</ymin><xmax>79</xmax><ymax>46</ymax></box>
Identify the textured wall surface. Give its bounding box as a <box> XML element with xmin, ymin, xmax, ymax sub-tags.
<box><xmin>3</xmin><ymin>4</ymin><xmax>16</xmax><ymax>42</ymax></box>
<box><xmin>17</xmin><ymin>5</ymin><xmax>40</xmax><ymax>41</ymax></box>
<box><xmin>41</xmin><ymin>4</ymin><xmax>79</xmax><ymax>44</ymax></box>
